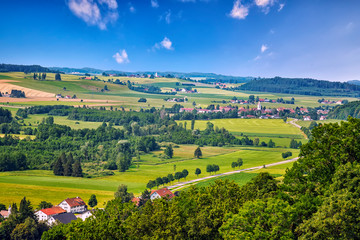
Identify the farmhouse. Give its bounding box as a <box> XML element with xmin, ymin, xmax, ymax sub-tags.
<box><xmin>48</xmin><ymin>212</ymin><xmax>77</xmax><ymax>225</ymax></box>
<box><xmin>150</xmin><ymin>188</ymin><xmax>175</xmax><ymax>200</ymax></box>
<box><xmin>35</xmin><ymin>206</ymin><xmax>66</xmax><ymax>222</ymax></box>
<box><xmin>58</xmin><ymin>197</ymin><xmax>87</xmax><ymax>213</ymax></box>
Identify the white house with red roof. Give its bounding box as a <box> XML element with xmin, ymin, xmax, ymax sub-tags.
<box><xmin>35</xmin><ymin>206</ymin><xmax>66</xmax><ymax>222</ymax></box>
<box><xmin>58</xmin><ymin>197</ymin><xmax>87</xmax><ymax>213</ymax></box>
<box><xmin>150</xmin><ymin>188</ymin><xmax>175</xmax><ymax>200</ymax></box>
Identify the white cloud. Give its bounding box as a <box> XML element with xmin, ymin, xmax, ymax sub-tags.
<box><xmin>153</xmin><ymin>37</ymin><xmax>174</xmax><ymax>51</ymax></box>
<box><xmin>151</xmin><ymin>0</ymin><xmax>159</xmax><ymax>8</ymax></box>
<box><xmin>255</xmin><ymin>0</ymin><xmax>273</xmax><ymax>7</ymax></box>
<box><xmin>261</xmin><ymin>44</ymin><xmax>268</xmax><ymax>53</ymax></box>
<box><xmin>159</xmin><ymin>10</ymin><xmax>172</xmax><ymax>24</ymax></box>
<box><xmin>229</xmin><ymin>0</ymin><xmax>249</xmax><ymax>20</ymax></box>
<box><xmin>67</xmin><ymin>0</ymin><xmax>118</xmax><ymax>30</ymax></box>
<box><xmin>278</xmin><ymin>3</ymin><xmax>285</xmax><ymax>11</ymax></box>
<box><xmin>113</xmin><ymin>50</ymin><xmax>130</xmax><ymax>64</ymax></box>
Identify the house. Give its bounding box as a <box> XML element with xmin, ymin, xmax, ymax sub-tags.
<box><xmin>35</xmin><ymin>206</ymin><xmax>66</xmax><ymax>222</ymax></box>
<box><xmin>131</xmin><ymin>197</ymin><xmax>140</xmax><ymax>206</ymax></box>
<box><xmin>76</xmin><ymin>210</ymin><xmax>93</xmax><ymax>221</ymax></box>
<box><xmin>56</xmin><ymin>94</ymin><xmax>62</xmax><ymax>98</ymax></box>
<box><xmin>179</xmin><ymin>108</ymin><xmax>194</xmax><ymax>113</ymax></box>
<box><xmin>257</xmin><ymin>102</ymin><xmax>261</xmax><ymax>110</ymax></box>
<box><xmin>58</xmin><ymin>197</ymin><xmax>87</xmax><ymax>213</ymax></box>
<box><xmin>48</xmin><ymin>212</ymin><xmax>77</xmax><ymax>225</ymax></box>
<box><xmin>150</xmin><ymin>188</ymin><xmax>175</xmax><ymax>200</ymax></box>
<box><xmin>319</xmin><ymin>116</ymin><xmax>327</xmax><ymax>121</ymax></box>
<box><xmin>303</xmin><ymin>116</ymin><xmax>312</xmax><ymax>121</ymax></box>
<box><xmin>65</xmin><ymin>95</ymin><xmax>71</xmax><ymax>99</ymax></box>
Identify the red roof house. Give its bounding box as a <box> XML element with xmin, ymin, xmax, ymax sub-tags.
<box><xmin>150</xmin><ymin>188</ymin><xmax>175</xmax><ymax>200</ymax></box>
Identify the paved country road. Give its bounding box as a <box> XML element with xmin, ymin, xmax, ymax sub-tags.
<box><xmin>168</xmin><ymin>157</ymin><xmax>299</xmax><ymax>190</ymax></box>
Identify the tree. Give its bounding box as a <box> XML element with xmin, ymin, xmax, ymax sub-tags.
<box><xmin>146</xmin><ymin>180</ymin><xmax>156</xmax><ymax>190</ymax></box>
<box><xmin>213</xmin><ymin>165</ymin><xmax>220</xmax><ymax>174</ymax></box>
<box><xmin>219</xmin><ymin>198</ymin><xmax>295</xmax><ymax>240</ymax></box>
<box><xmin>182</xmin><ymin>169</ymin><xmax>189</xmax><ymax>180</ymax></box>
<box><xmin>195</xmin><ymin>168</ymin><xmax>201</xmax><ymax>177</ymax></box>
<box><xmin>164</xmin><ymin>145</ymin><xmax>174</xmax><ymax>159</ymax></box>
<box><xmin>138</xmin><ymin>98</ymin><xmax>147</xmax><ymax>103</ymax></box>
<box><xmin>237</xmin><ymin>158</ymin><xmax>243</xmax><ymax>169</ymax></box>
<box><xmin>38</xmin><ymin>201</ymin><xmax>52</xmax><ymax>209</ymax></box>
<box><xmin>88</xmin><ymin>194</ymin><xmax>98</xmax><ymax>208</ymax></box>
<box><xmin>174</xmin><ymin>172</ymin><xmax>183</xmax><ymax>182</ymax></box>
<box><xmin>231</xmin><ymin>162</ymin><xmax>238</xmax><ymax>169</ymax></box>
<box><xmin>194</xmin><ymin>147</ymin><xmax>202</xmax><ymax>158</ymax></box>
<box><xmin>19</xmin><ymin>197</ymin><xmax>35</xmax><ymax>221</ymax></box>
<box><xmin>162</xmin><ymin>176</ymin><xmax>169</xmax><ymax>186</ymax></box>
<box><xmin>206</xmin><ymin>164</ymin><xmax>214</xmax><ymax>175</ymax></box>
<box><xmin>191</xmin><ymin>119</ymin><xmax>195</xmax><ymax>130</ymax></box>
<box><xmin>55</xmin><ymin>73</ymin><xmax>61</xmax><ymax>81</ymax></box>
<box><xmin>167</xmin><ymin>174</ymin><xmax>174</xmax><ymax>183</ymax></box>
<box><xmin>10</xmin><ymin>217</ymin><xmax>49</xmax><ymax>240</ymax></box>
<box><xmin>63</xmin><ymin>153</ymin><xmax>73</xmax><ymax>177</ymax></box>
<box><xmin>72</xmin><ymin>159</ymin><xmax>83</xmax><ymax>177</ymax></box>
<box><xmin>139</xmin><ymin>189</ymin><xmax>151</xmax><ymax>207</ymax></box>
<box><xmin>268</xmin><ymin>139</ymin><xmax>275</xmax><ymax>148</ymax></box>
<box><xmin>254</xmin><ymin>138</ymin><xmax>260</xmax><ymax>146</ymax></box>
<box><xmin>0</xmin><ymin>203</ymin><xmax>6</xmax><ymax>211</ymax></box>
<box><xmin>114</xmin><ymin>184</ymin><xmax>133</xmax><ymax>203</ymax></box>
<box><xmin>104</xmin><ymin>85</ymin><xmax>108</xmax><ymax>91</ymax></box>
<box><xmin>53</xmin><ymin>153</ymin><xmax>65</xmax><ymax>176</ymax></box>
<box><xmin>156</xmin><ymin>177</ymin><xmax>163</xmax><ymax>188</ymax></box>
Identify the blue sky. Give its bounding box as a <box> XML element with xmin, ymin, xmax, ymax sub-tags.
<box><xmin>1</xmin><ymin>0</ymin><xmax>360</xmax><ymax>81</ymax></box>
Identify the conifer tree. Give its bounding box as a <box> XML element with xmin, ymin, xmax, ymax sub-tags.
<box><xmin>72</xmin><ymin>159</ymin><xmax>83</xmax><ymax>177</ymax></box>
<box><xmin>53</xmin><ymin>153</ymin><xmax>65</xmax><ymax>176</ymax></box>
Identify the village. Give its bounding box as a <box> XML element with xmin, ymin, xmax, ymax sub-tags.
<box><xmin>0</xmin><ymin>187</ymin><xmax>175</xmax><ymax>227</ymax></box>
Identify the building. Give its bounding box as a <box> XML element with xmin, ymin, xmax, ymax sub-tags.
<box><xmin>0</xmin><ymin>205</ymin><xmax>11</xmax><ymax>219</ymax></box>
<box><xmin>35</xmin><ymin>206</ymin><xmax>66</xmax><ymax>222</ymax></box>
<box><xmin>48</xmin><ymin>212</ymin><xmax>77</xmax><ymax>225</ymax></box>
<box><xmin>150</xmin><ymin>188</ymin><xmax>175</xmax><ymax>200</ymax></box>
<box><xmin>58</xmin><ymin>197</ymin><xmax>87</xmax><ymax>213</ymax></box>
<box><xmin>76</xmin><ymin>210</ymin><xmax>93</xmax><ymax>221</ymax></box>
<box><xmin>257</xmin><ymin>102</ymin><xmax>262</xmax><ymax>110</ymax></box>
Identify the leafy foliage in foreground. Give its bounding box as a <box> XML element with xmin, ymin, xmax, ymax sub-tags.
<box><xmin>41</xmin><ymin>117</ymin><xmax>360</xmax><ymax>239</ymax></box>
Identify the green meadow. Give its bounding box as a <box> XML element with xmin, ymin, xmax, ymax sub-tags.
<box><xmin>0</xmin><ymin>144</ymin><xmax>299</xmax><ymax>207</ymax></box>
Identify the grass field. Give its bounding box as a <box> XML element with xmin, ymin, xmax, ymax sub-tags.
<box><xmin>1</xmin><ymin>72</ymin><xmax>356</xmax><ymax>111</ymax></box>
<box><xmin>0</xmin><ymin>144</ymin><xmax>299</xmax><ymax>207</ymax></box>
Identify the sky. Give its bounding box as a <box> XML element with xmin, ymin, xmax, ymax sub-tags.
<box><xmin>1</xmin><ymin>0</ymin><xmax>360</xmax><ymax>81</ymax></box>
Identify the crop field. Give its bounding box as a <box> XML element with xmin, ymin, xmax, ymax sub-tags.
<box><xmin>0</xmin><ymin>144</ymin><xmax>299</xmax><ymax>207</ymax></box>
<box><xmin>1</xmin><ymin>72</ymin><xmax>356</xmax><ymax>111</ymax></box>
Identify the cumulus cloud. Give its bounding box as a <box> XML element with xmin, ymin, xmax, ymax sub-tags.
<box><xmin>153</xmin><ymin>37</ymin><xmax>174</xmax><ymax>51</ymax></box>
<box><xmin>229</xmin><ymin>0</ymin><xmax>249</xmax><ymax>20</ymax></box>
<box><xmin>261</xmin><ymin>44</ymin><xmax>268</xmax><ymax>53</ymax></box>
<box><xmin>67</xmin><ymin>0</ymin><xmax>118</xmax><ymax>30</ymax></box>
<box><xmin>151</xmin><ymin>0</ymin><xmax>159</xmax><ymax>8</ymax></box>
<box><xmin>113</xmin><ymin>49</ymin><xmax>130</xmax><ymax>64</ymax></box>
<box><xmin>255</xmin><ymin>0</ymin><xmax>273</xmax><ymax>7</ymax></box>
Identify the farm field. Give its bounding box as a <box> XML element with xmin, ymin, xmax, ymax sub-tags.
<box><xmin>1</xmin><ymin>72</ymin><xmax>356</xmax><ymax>111</ymax></box>
<box><xmin>0</xmin><ymin>144</ymin><xmax>299</xmax><ymax>207</ymax></box>
<box><xmin>178</xmin><ymin>118</ymin><xmax>306</xmax><ymax>147</ymax></box>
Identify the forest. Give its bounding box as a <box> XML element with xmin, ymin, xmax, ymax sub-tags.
<box><xmin>1</xmin><ymin>117</ymin><xmax>356</xmax><ymax>239</ymax></box>
<box><xmin>0</xmin><ymin>64</ymin><xmax>58</xmax><ymax>73</ymax></box>
<box><xmin>327</xmin><ymin>101</ymin><xmax>360</xmax><ymax>119</ymax></box>
<box><xmin>234</xmin><ymin>77</ymin><xmax>360</xmax><ymax>97</ymax></box>
<box><xmin>0</xmin><ymin>106</ymin><xmax>254</xmax><ymax>174</ymax></box>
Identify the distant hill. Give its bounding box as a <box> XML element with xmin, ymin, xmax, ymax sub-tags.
<box><xmin>347</xmin><ymin>80</ymin><xmax>360</xmax><ymax>85</ymax></box>
<box><xmin>328</xmin><ymin>101</ymin><xmax>360</xmax><ymax>119</ymax></box>
<box><xmin>238</xmin><ymin>77</ymin><xmax>360</xmax><ymax>97</ymax></box>
<box><xmin>49</xmin><ymin>67</ymin><xmax>252</xmax><ymax>82</ymax></box>
<box><xmin>0</xmin><ymin>63</ymin><xmax>58</xmax><ymax>73</ymax></box>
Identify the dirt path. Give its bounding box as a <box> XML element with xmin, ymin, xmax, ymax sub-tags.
<box><xmin>168</xmin><ymin>157</ymin><xmax>299</xmax><ymax>190</ymax></box>
<box><xmin>288</xmin><ymin>119</ymin><xmax>308</xmax><ymax>139</ymax></box>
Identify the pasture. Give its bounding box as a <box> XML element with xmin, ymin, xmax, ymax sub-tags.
<box><xmin>0</xmin><ymin>145</ymin><xmax>299</xmax><ymax>207</ymax></box>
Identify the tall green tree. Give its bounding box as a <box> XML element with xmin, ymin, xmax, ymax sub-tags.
<box><xmin>72</xmin><ymin>159</ymin><xmax>83</xmax><ymax>177</ymax></box>
<box><xmin>88</xmin><ymin>194</ymin><xmax>98</xmax><ymax>208</ymax></box>
<box><xmin>55</xmin><ymin>73</ymin><xmax>61</xmax><ymax>81</ymax></box>
<box><xmin>174</xmin><ymin>172</ymin><xmax>182</xmax><ymax>182</ymax></box>
<box><xmin>146</xmin><ymin>180</ymin><xmax>156</xmax><ymax>190</ymax></box>
<box><xmin>38</xmin><ymin>201</ymin><xmax>52</xmax><ymax>210</ymax></box>
<box><xmin>114</xmin><ymin>184</ymin><xmax>134</xmax><ymax>203</ymax></box>
<box><xmin>53</xmin><ymin>153</ymin><xmax>65</xmax><ymax>176</ymax></box>
<box><xmin>182</xmin><ymin>169</ymin><xmax>189</xmax><ymax>180</ymax></box>
<box><xmin>164</xmin><ymin>145</ymin><xmax>174</xmax><ymax>159</ymax></box>
<box><xmin>194</xmin><ymin>147</ymin><xmax>202</xmax><ymax>158</ymax></box>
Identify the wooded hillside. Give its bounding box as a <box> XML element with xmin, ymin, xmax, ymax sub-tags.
<box><xmin>237</xmin><ymin>77</ymin><xmax>360</xmax><ymax>97</ymax></box>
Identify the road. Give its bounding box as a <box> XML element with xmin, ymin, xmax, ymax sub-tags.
<box><xmin>167</xmin><ymin>157</ymin><xmax>299</xmax><ymax>190</ymax></box>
